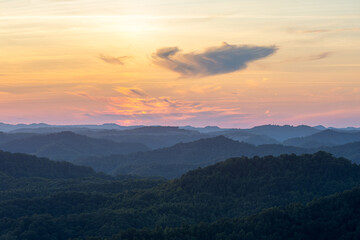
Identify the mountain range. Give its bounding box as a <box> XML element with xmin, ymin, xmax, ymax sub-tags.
<box><xmin>75</xmin><ymin>136</ymin><xmax>311</xmax><ymax>178</ymax></box>
<box><xmin>1</xmin><ymin>151</ymin><xmax>360</xmax><ymax>239</ymax></box>
<box><xmin>0</xmin><ymin>131</ymin><xmax>149</xmax><ymax>161</ymax></box>
<box><xmin>284</xmin><ymin>129</ymin><xmax>360</xmax><ymax>148</ymax></box>
<box><xmin>1</xmin><ymin>124</ymin><xmax>360</xmax><ymax>178</ymax></box>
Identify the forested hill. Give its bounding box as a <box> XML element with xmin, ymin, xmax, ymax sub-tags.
<box><xmin>323</xmin><ymin>141</ymin><xmax>360</xmax><ymax>163</ymax></box>
<box><xmin>284</xmin><ymin>129</ymin><xmax>360</xmax><ymax>148</ymax></box>
<box><xmin>0</xmin><ymin>132</ymin><xmax>36</xmax><ymax>145</ymax></box>
<box><xmin>0</xmin><ymin>131</ymin><xmax>149</xmax><ymax>161</ymax></box>
<box><xmin>0</xmin><ymin>150</ymin><xmax>97</xmax><ymax>179</ymax></box>
<box><xmin>2</xmin><ymin>152</ymin><xmax>360</xmax><ymax>239</ymax></box>
<box><xmin>78</xmin><ymin>126</ymin><xmax>207</xmax><ymax>149</ymax></box>
<box><xmin>114</xmin><ymin>187</ymin><xmax>360</xmax><ymax>240</ymax></box>
<box><xmin>77</xmin><ymin>136</ymin><xmax>311</xmax><ymax>178</ymax></box>
<box><xmin>175</xmin><ymin>151</ymin><xmax>360</xmax><ymax>197</ymax></box>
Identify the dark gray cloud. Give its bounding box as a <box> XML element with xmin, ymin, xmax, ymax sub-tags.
<box><xmin>130</xmin><ymin>89</ymin><xmax>147</xmax><ymax>97</ymax></box>
<box><xmin>152</xmin><ymin>42</ymin><xmax>278</xmax><ymax>77</ymax></box>
<box><xmin>98</xmin><ymin>54</ymin><xmax>129</xmax><ymax>65</ymax></box>
<box><xmin>308</xmin><ymin>52</ymin><xmax>332</xmax><ymax>61</ymax></box>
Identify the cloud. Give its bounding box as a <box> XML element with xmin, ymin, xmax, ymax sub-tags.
<box><xmin>152</xmin><ymin>42</ymin><xmax>278</xmax><ymax>77</ymax></box>
<box><xmin>283</xmin><ymin>52</ymin><xmax>332</xmax><ymax>63</ymax></box>
<box><xmin>308</xmin><ymin>52</ymin><xmax>332</xmax><ymax>61</ymax></box>
<box><xmin>303</xmin><ymin>28</ymin><xmax>360</xmax><ymax>34</ymax></box>
<box><xmin>70</xmin><ymin>84</ymin><xmax>252</xmax><ymax>126</ymax></box>
<box><xmin>115</xmin><ymin>87</ymin><xmax>147</xmax><ymax>97</ymax></box>
<box><xmin>98</xmin><ymin>54</ymin><xmax>129</xmax><ymax>65</ymax></box>
<box><xmin>287</xmin><ymin>27</ymin><xmax>360</xmax><ymax>35</ymax></box>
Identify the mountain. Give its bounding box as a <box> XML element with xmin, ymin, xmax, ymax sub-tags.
<box><xmin>0</xmin><ymin>131</ymin><xmax>149</xmax><ymax>161</ymax></box>
<box><xmin>76</xmin><ymin>136</ymin><xmax>311</xmax><ymax>178</ymax></box>
<box><xmin>180</xmin><ymin>125</ymin><xmax>225</xmax><ymax>133</ymax></box>
<box><xmin>330</xmin><ymin>126</ymin><xmax>360</xmax><ymax>131</ymax></box>
<box><xmin>0</xmin><ymin>150</ymin><xmax>97</xmax><ymax>179</ymax></box>
<box><xmin>77</xmin><ymin>126</ymin><xmax>208</xmax><ymax>149</ymax></box>
<box><xmin>116</xmin><ymin>186</ymin><xmax>360</xmax><ymax>240</ymax></box>
<box><xmin>323</xmin><ymin>141</ymin><xmax>360</xmax><ymax>163</ymax></box>
<box><xmin>1</xmin><ymin>152</ymin><xmax>360</xmax><ymax>239</ymax></box>
<box><xmin>9</xmin><ymin>124</ymin><xmax>140</xmax><ymax>134</ymax></box>
<box><xmin>0</xmin><ymin>132</ymin><xmax>37</xmax><ymax>145</ymax></box>
<box><xmin>242</xmin><ymin>124</ymin><xmax>320</xmax><ymax>142</ymax></box>
<box><xmin>0</xmin><ymin>122</ymin><xmax>49</xmax><ymax>132</ymax></box>
<box><xmin>284</xmin><ymin>129</ymin><xmax>360</xmax><ymax>148</ymax></box>
<box><xmin>313</xmin><ymin>125</ymin><xmax>327</xmax><ymax>130</ymax></box>
<box><xmin>211</xmin><ymin>129</ymin><xmax>279</xmax><ymax>145</ymax></box>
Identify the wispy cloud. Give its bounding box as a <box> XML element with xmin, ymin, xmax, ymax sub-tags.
<box><xmin>152</xmin><ymin>42</ymin><xmax>278</xmax><ymax>77</ymax></box>
<box><xmin>308</xmin><ymin>52</ymin><xmax>332</xmax><ymax>61</ymax></box>
<box><xmin>115</xmin><ymin>87</ymin><xmax>147</xmax><ymax>97</ymax></box>
<box><xmin>98</xmin><ymin>54</ymin><xmax>129</xmax><ymax>65</ymax></box>
<box><xmin>70</xmin><ymin>86</ymin><xmax>250</xmax><ymax>126</ymax></box>
<box><xmin>283</xmin><ymin>52</ymin><xmax>332</xmax><ymax>63</ymax></box>
<box><xmin>289</xmin><ymin>27</ymin><xmax>360</xmax><ymax>34</ymax></box>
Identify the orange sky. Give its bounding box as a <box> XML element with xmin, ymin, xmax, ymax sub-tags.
<box><xmin>0</xmin><ymin>0</ymin><xmax>359</xmax><ymax>127</ymax></box>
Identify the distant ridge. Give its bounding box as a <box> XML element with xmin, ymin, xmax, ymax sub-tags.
<box><xmin>0</xmin><ymin>150</ymin><xmax>97</xmax><ymax>179</ymax></box>
<box><xmin>77</xmin><ymin>136</ymin><xmax>311</xmax><ymax>178</ymax></box>
<box><xmin>0</xmin><ymin>131</ymin><xmax>149</xmax><ymax>161</ymax></box>
<box><xmin>242</xmin><ymin>124</ymin><xmax>320</xmax><ymax>142</ymax></box>
<box><xmin>284</xmin><ymin>129</ymin><xmax>360</xmax><ymax>148</ymax></box>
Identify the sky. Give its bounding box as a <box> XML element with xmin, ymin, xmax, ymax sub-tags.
<box><xmin>0</xmin><ymin>0</ymin><xmax>359</xmax><ymax>127</ymax></box>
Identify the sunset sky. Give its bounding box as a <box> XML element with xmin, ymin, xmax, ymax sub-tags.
<box><xmin>1</xmin><ymin>0</ymin><xmax>359</xmax><ymax>127</ymax></box>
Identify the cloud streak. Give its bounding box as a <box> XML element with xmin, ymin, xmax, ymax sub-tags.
<box><xmin>98</xmin><ymin>54</ymin><xmax>129</xmax><ymax>65</ymax></box>
<box><xmin>308</xmin><ymin>52</ymin><xmax>332</xmax><ymax>61</ymax></box>
<box><xmin>152</xmin><ymin>42</ymin><xmax>278</xmax><ymax>77</ymax></box>
<box><xmin>301</xmin><ymin>28</ymin><xmax>360</xmax><ymax>34</ymax></box>
<box><xmin>115</xmin><ymin>87</ymin><xmax>148</xmax><ymax>97</ymax></box>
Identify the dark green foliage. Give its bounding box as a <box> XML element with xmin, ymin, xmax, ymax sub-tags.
<box><xmin>113</xmin><ymin>187</ymin><xmax>360</xmax><ymax>240</ymax></box>
<box><xmin>1</xmin><ymin>152</ymin><xmax>360</xmax><ymax>239</ymax></box>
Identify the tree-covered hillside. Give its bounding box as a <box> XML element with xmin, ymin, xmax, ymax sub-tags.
<box><xmin>0</xmin><ymin>150</ymin><xmax>97</xmax><ymax>179</ymax></box>
<box><xmin>114</xmin><ymin>187</ymin><xmax>360</xmax><ymax>240</ymax></box>
<box><xmin>1</xmin><ymin>152</ymin><xmax>360</xmax><ymax>239</ymax></box>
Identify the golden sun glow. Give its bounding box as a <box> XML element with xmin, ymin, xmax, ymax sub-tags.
<box><xmin>0</xmin><ymin>0</ymin><xmax>359</xmax><ymax>127</ymax></box>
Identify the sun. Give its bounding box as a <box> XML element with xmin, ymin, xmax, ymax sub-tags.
<box><xmin>114</xmin><ymin>15</ymin><xmax>159</xmax><ymax>34</ymax></box>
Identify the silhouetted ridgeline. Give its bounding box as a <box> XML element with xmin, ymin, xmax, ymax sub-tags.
<box><xmin>76</xmin><ymin>136</ymin><xmax>312</xmax><ymax>178</ymax></box>
<box><xmin>284</xmin><ymin>129</ymin><xmax>360</xmax><ymax>148</ymax></box>
<box><xmin>0</xmin><ymin>132</ymin><xmax>37</xmax><ymax>145</ymax></box>
<box><xmin>2</xmin><ymin>124</ymin><xmax>334</xmax><ymax>150</ymax></box>
<box><xmin>1</xmin><ymin>152</ymin><xmax>360</xmax><ymax>239</ymax></box>
<box><xmin>241</xmin><ymin>124</ymin><xmax>320</xmax><ymax>142</ymax></box>
<box><xmin>323</xmin><ymin>141</ymin><xmax>360</xmax><ymax>163</ymax></box>
<box><xmin>0</xmin><ymin>150</ymin><xmax>97</xmax><ymax>179</ymax></box>
<box><xmin>0</xmin><ymin>131</ymin><xmax>149</xmax><ymax>161</ymax></box>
